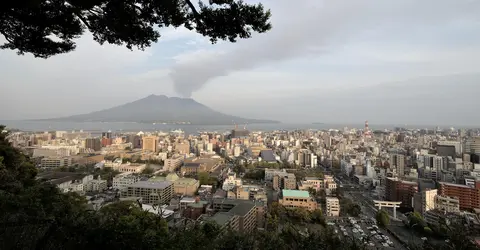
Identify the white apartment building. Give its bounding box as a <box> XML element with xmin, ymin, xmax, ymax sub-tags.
<box><xmin>164</xmin><ymin>155</ymin><xmax>184</xmax><ymax>172</ymax></box>
<box><xmin>222</xmin><ymin>171</ymin><xmax>243</xmax><ymax>191</ymax></box>
<box><xmin>57</xmin><ymin>174</ymin><xmax>94</xmax><ymax>194</ymax></box>
<box><xmin>112</xmin><ymin>163</ymin><xmax>146</xmax><ymax>173</ymax></box>
<box><xmin>264</xmin><ymin>168</ymin><xmax>289</xmax><ymax>181</ymax></box>
<box><xmin>326</xmin><ymin>197</ymin><xmax>340</xmax><ymax>217</ymax></box>
<box><xmin>434</xmin><ymin>195</ymin><xmax>460</xmax><ymax>213</ymax></box>
<box><xmin>85</xmin><ymin>176</ymin><xmax>108</xmax><ymax>192</ymax></box>
<box><xmin>113</xmin><ymin>173</ymin><xmax>141</xmax><ymax>191</ymax></box>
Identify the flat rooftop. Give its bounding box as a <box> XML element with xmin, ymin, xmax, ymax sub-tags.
<box><xmin>130</xmin><ymin>181</ymin><xmax>172</xmax><ymax>189</ymax></box>
<box><xmin>282</xmin><ymin>189</ymin><xmax>310</xmax><ymax>198</ymax></box>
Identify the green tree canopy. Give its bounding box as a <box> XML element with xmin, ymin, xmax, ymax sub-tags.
<box><xmin>1</xmin><ymin>0</ymin><xmax>271</xmax><ymax>58</ymax></box>
<box><xmin>375</xmin><ymin>210</ymin><xmax>390</xmax><ymax>227</ymax></box>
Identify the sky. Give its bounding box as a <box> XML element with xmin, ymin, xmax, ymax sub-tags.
<box><xmin>1</xmin><ymin>0</ymin><xmax>480</xmax><ymax>126</ymax></box>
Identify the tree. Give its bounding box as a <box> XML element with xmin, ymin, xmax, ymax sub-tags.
<box><xmin>141</xmin><ymin>166</ymin><xmax>154</xmax><ymax>175</ymax></box>
<box><xmin>1</xmin><ymin>0</ymin><xmax>272</xmax><ymax>58</ymax></box>
<box><xmin>197</xmin><ymin>171</ymin><xmax>213</xmax><ymax>185</ymax></box>
<box><xmin>307</xmin><ymin>187</ymin><xmax>317</xmax><ymax>197</ymax></box>
<box><xmin>340</xmin><ymin>197</ymin><xmax>361</xmax><ymax>217</ymax></box>
<box><xmin>310</xmin><ymin>209</ymin><xmax>325</xmax><ymax>225</ymax></box>
<box><xmin>375</xmin><ymin>210</ymin><xmax>390</xmax><ymax>227</ymax></box>
<box><xmin>408</xmin><ymin>211</ymin><xmax>427</xmax><ymax>232</ymax></box>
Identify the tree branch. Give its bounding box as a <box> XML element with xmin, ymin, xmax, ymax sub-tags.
<box><xmin>185</xmin><ymin>0</ymin><xmax>202</xmax><ymax>24</ymax></box>
<box><xmin>0</xmin><ymin>30</ymin><xmax>15</xmax><ymax>44</ymax></box>
<box><xmin>74</xmin><ymin>12</ymin><xmax>92</xmax><ymax>30</ymax></box>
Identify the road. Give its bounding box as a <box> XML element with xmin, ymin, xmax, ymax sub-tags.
<box><xmin>335</xmin><ymin>174</ymin><xmax>408</xmax><ymax>249</ymax></box>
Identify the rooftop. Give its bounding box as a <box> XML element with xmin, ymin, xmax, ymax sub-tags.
<box><xmin>130</xmin><ymin>181</ymin><xmax>172</xmax><ymax>189</ymax></box>
<box><xmin>207</xmin><ymin>212</ymin><xmax>234</xmax><ymax>227</ymax></box>
<box><xmin>282</xmin><ymin>189</ymin><xmax>310</xmax><ymax>198</ymax></box>
<box><xmin>175</xmin><ymin>178</ymin><xmax>198</xmax><ymax>185</ymax></box>
<box><xmin>440</xmin><ymin>182</ymin><xmax>474</xmax><ymax>188</ymax></box>
<box><xmin>229</xmin><ymin>202</ymin><xmax>256</xmax><ymax>217</ymax></box>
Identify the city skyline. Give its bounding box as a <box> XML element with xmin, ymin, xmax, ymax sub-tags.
<box><xmin>1</xmin><ymin>0</ymin><xmax>480</xmax><ymax>125</ymax></box>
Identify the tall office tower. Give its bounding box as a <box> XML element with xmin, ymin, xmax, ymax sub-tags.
<box><xmin>142</xmin><ymin>136</ymin><xmax>158</xmax><ymax>152</ymax></box>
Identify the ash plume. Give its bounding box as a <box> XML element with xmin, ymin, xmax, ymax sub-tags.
<box><xmin>169</xmin><ymin>0</ymin><xmax>479</xmax><ymax>97</ymax></box>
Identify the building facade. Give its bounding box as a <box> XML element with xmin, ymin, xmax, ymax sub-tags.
<box><xmin>326</xmin><ymin>197</ymin><xmax>340</xmax><ymax>217</ymax></box>
<box><xmin>279</xmin><ymin>189</ymin><xmax>317</xmax><ymax>211</ymax></box>
<box><xmin>123</xmin><ymin>181</ymin><xmax>174</xmax><ymax>205</ymax></box>
<box><xmin>438</xmin><ymin>181</ymin><xmax>480</xmax><ymax>211</ymax></box>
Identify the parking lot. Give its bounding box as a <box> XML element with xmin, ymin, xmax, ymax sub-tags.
<box><xmin>328</xmin><ymin>217</ymin><xmax>398</xmax><ymax>249</ymax></box>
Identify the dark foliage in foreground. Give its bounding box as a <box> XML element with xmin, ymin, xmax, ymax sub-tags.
<box><xmin>1</xmin><ymin>0</ymin><xmax>272</xmax><ymax>58</ymax></box>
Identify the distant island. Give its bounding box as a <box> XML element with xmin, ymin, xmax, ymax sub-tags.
<box><xmin>38</xmin><ymin>95</ymin><xmax>279</xmax><ymax>125</ymax></box>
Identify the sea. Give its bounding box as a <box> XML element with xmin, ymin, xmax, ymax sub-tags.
<box><xmin>0</xmin><ymin>120</ymin><xmax>451</xmax><ymax>135</ymax></box>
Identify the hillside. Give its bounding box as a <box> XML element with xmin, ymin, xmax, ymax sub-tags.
<box><xmin>43</xmin><ymin>95</ymin><xmax>278</xmax><ymax>125</ymax></box>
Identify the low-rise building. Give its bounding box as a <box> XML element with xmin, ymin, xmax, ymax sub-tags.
<box><xmin>85</xmin><ymin>176</ymin><xmax>108</xmax><ymax>192</ymax></box>
<box><xmin>207</xmin><ymin>199</ymin><xmax>266</xmax><ymax>232</ymax></box>
<box><xmin>227</xmin><ymin>185</ymin><xmax>267</xmax><ymax>201</ymax></box>
<box><xmin>122</xmin><ymin>181</ymin><xmax>174</xmax><ymax>205</ymax></box>
<box><xmin>164</xmin><ymin>155</ymin><xmax>184</xmax><ymax>172</ymax></box>
<box><xmin>150</xmin><ymin>173</ymin><xmax>200</xmax><ymax>196</ymax></box>
<box><xmin>279</xmin><ymin>189</ymin><xmax>317</xmax><ymax>211</ymax></box>
<box><xmin>222</xmin><ymin>171</ymin><xmax>243</xmax><ymax>191</ymax></box>
<box><xmin>326</xmin><ymin>197</ymin><xmax>340</xmax><ymax>217</ymax></box>
<box><xmin>115</xmin><ymin>163</ymin><xmax>146</xmax><ymax>173</ymax></box>
<box><xmin>40</xmin><ymin>157</ymin><xmax>73</xmax><ymax>168</ymax></box>
<box><xmin>265</xmin><ymin>168</ymin><xmax>289</xmax><ymax>181</ymax></box>
<box><xmin>113</xmin><ymin>172</ymin><xmax>141</xmax><ymax>191</ymax></box>
<box><xmin>435</xmin><ymin>195</ymin><xmax>460</xmax><ymax>213</ymax></box>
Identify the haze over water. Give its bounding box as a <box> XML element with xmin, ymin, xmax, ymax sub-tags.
<box><xmin>0</xmin><ymin>120</ymin><xmax>472</xmax><ymax>135</ymax></box>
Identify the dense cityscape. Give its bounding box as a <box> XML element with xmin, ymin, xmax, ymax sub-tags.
<box><xmin>2</xmin><ymin>120</ymin><xmax>480</xmax><ymax>249</ymax></box>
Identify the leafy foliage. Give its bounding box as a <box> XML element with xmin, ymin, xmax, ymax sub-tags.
<box><xmin>243</xmin><ymin>169</ymin><xmax>265</xmax><ymax>180</ymax></box>
<box><xmin>1</xmin><ymin>0</ymin><xmax>272</xmax><ymax>58</ymax></box>
<box><xmin>340</xmin><ymin>197</ymin><xmax>361</xmax><ymax>217</ymax></box>
<box><xmin>375</xmin><ymin>210</ymin><xmax>390</xmax><ymax>227</ymax></box>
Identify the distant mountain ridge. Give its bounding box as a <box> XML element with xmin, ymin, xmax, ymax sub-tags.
<box><xmin>42</xmin><ymin>95</ymin><xmax>279</xmax><ymax>125</ymax></box>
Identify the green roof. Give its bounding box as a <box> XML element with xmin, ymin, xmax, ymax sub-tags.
<box><xmin>282</xmin><ymin>189</ymin><xmax>310</xmax><ymax>198</ymax></box>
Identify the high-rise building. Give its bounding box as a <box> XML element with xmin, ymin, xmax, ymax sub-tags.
<box><xmin>385</xmin><ymin>177</ymin><xmax>418</xmax><ymax>209</ymax></box>
<box><xmin>142</xmin><ymin>136</ymin><xmax>158</xmax><ymax>152</ymax></box>
<box><xmin>85</xmin><ymin>138</ymin><xmax>101</xmax><ymax>151</ymax></box>
<box><xmin>389</xmin><ymin>154</ymin><xmax>405</xmax><ymax>177</ymax></box>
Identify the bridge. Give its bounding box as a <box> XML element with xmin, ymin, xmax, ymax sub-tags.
<box><xmin>373</xmin><ymin>200</ymin><xmax>401</xmax><ymax>219</ymax></box>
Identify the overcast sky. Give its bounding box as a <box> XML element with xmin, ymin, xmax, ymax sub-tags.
<box><xmin>1</xmin><ymin>0</ymin><xmax>480</xmax><ymax>126</ymax></box>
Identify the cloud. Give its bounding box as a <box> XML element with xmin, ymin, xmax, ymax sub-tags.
<box><xmin>168</xmin><ymin>0</ymin><xmax>480</xmax><ymax>97</ymax></box>
<box><xmin>1</xmin><ymin>0</ymin><xmax>480</xmax><ymax>122</ymax></box>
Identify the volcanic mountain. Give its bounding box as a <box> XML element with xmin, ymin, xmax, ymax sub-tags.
<box><xmin>45</xmin><ymin>95</ymin><xmax>279</xmax><ymax>125</ymax></box>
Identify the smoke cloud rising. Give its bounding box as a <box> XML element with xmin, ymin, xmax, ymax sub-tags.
<box><xmin>169</xmin><ymin>0</ymin><xmax>479</xmax><ymax>97</ymax></box>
